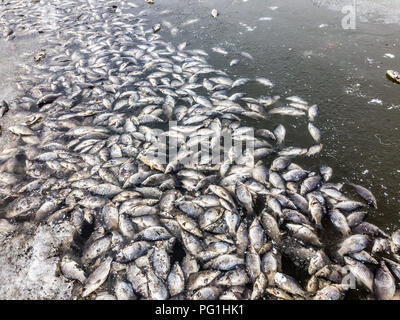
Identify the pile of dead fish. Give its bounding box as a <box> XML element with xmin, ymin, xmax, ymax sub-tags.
<box><xmin>0</xmin><ymin>0</ymin><xmax>400</xmax><ymax>300</ymax></box>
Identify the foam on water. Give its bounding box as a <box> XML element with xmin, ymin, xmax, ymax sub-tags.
<box><xmin>0</xmin><ymin>222</ymin><xmax>75</xmax><ymax>299</ymax></box>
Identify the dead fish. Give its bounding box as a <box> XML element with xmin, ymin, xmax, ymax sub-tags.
<box><xmin>344</xmin><ymin>257</ymin><xmax>374</xmax><ymax>292</ymax></box>
<box><xmin>286</xmin><ymin>224</ymin><xmax>322</xmax><ymax>247</ymax></box>
<box><xmin>114</xmin><ymin>279</ymin><xmax>136</xmax><ymax>300</ymax></box>
<box><xmin>352</xmin><ymin>222</ymin><xmax>388</xmax><ymax>238</ymax></box>
<box><xmin>249</xmin><ymin>218</ymin><xmax>265</xmax><ymax>253</ymax></box>
<box><xmin>308</xmin><ymin>105</ymin><xmax>318</xmax><ymax>122</ymax></box>
<box><xmin>89</xmin><ymin>183</ymin><xmax>122</xmax><ymax>197</ymax></box>
<box><xmin>308</xmin><ymin>250</ymin><xmax>330</xmax><ymax>275</ymax></box>
<box><xmin>34</xmin><ymin>50</ymin><xmax>46</xmax><ymax>62</ymax></box>
<box><xmin>211</xmin><ymin>47</ymin><xmax>228</xmax><ymax>55</ymax></box>
<box><xmin>269</xmin><ymin>171</ymin><xmax>286</xmax><ymax>190</ymax></box>
<box><xmin>135</xmin><ymin>226</ymin><xmax>172</xmax><ymax>241</ymax></box>
<box><xmin>349</xmin><ymin>251</ymin><xmax>378</xmax><ymax>265</ymax></box>
<box><xmin>373</xmin><ymin>238</ymin><xmax>391</xmax><ymax>254</ymax></box>
<box><xmin>309</xmin><ymin>196</ymin><xmax>324</xmax><ymax>227</ymax></box>
<box><xmin>230</xmin><ymin>59</ymin><xmax>240</xmax><ymax>66</ymax></box>
<box><xmin>37</xmin><ymin>94</ymin><xmax>61</xmax><ymax>107</ymax></box>
<box><xmin>251</xmin><ymin>273</ymin><xmax>268</xmax><ymax>300</ymax></box>
<box><xmin>82</xmin><ymin>257</ymin><xmax>113</xmax><ymax>297</ymax></box>
<box><xmin>232</xmin><ymin>78</ymin><xmax>250</xmax><ymax>88</ymax></box>
<box><xmin>8</xmin><ymin>125</ymin><xmax>34</xmax><ymax>136</ymax></box>
<box><xmin>270</xmin><ymin>157</ymin><xmax>290</xmax><ymax>172</ymax></box>
<box><xmin>204</xmin><ymin>254</ymin><xmax>244</xmax><ymax>271</ymax></box>
<box><xmin>246</xmin><ymin>246</ymin><xmax>261</xmax><ymax>281</ymax></box>
<box><xmin>300</xmin><ymin>176</ymin><xmax>321</xmax><ymax>195</ymax></box>
<box><xmin>60</xmin><ymin>256</ymin><xmax>86</xmax><ymax>283</ymax></box>
<box><xmin>382</xmin><ymin>258</ymin><xmax>400</xmax><ymax>281</ymax></box>
<box><xmin>0</xmin><ymin>100</ymin><xmax>9</xmax><ymax>119</ymax></box>
<box><xmin>127</xmin><ymin>263</ymin><xmax>149</xmax><ymax>298</ymax></box>
<box><xmin>269</xmin><ymin>107</ymin><xmax>305</xmax><ymax>116</ymax></box>
<box><xmin>338</xmin><ymin>235</ymin><xmax>370</xmax><ymax>256</ymax></box>
<box><xmin>146</xmin><ymin>268</ymin><xmax>169</xmax><ymax>300</ymax></box>
<box><xmin>392</xmin><ymin>230</ymin><xmax>400</xmax><ymax>253</ymax></box>
<box><xmin>191</xmin><ymin>286</ymin><xmax>221</xmax><ymax>300</ymax></box>
<box><xmin>188</xmin><ymin>270</ymin><xmax>221</xmax><ymax>291</ymax></box>
<box><xmin>118</xmin><ymin>241</ymin><xmax>152</xmax><ymax>263</ymax></box>
<box><xmin>261</xmin><ymin>249</ymin><xmax>282</xmax><ymax>282</ymax></box>
<box><xmin>83</xmin><ymin>236</ymin><xmax>112</xmax><ymax>263</ymax></box>
<box><xmin>374</xmin><ymin>261</ymin><xmax>396</xmax><ymax>300</ymax></box>
<box><xmin>308</xmin><ymin>123</ymin><xmax>321</xmax><ymax>143</ymax></box>
<box><xmin>215</xmin><ymin>268</ymin><xmax>250</xmax><ymax>287</ymax></box>
<box><xmin>386</xmin><ymin>70</ymin><xmax>400</xmax><ymax>84</ymax></box>
<box><xmin>95</xmin><ymin>292</ymin><xmax>116</xmax><ymax>300</ymax></box>
<box><xmin>5</xmin><ymin>196</ymin><xmax>43</xmax><ymax>218</ymax></box>
<box><xmin>335</xmin><ymin>200</ymin><xmax>365</xmax><ymax>212</ymax></box>
<box><xmin>346</xmin><ymin>211</ymin><xmax>367</xmax><ymax>228</ymax></box>
<box><xmin>273</xmin><ymin>124</ymin><xmax>286</xmax><ymax>144</ymax></box>
<box><xmin>313</xmin><ymin>285</ymin><xmax>346</xmax><ymax>300</ymax></box>
<box><xmin>256</xmin><ymin>78</ymin><xmax>274</xmax><ymax>87</ymax></box>
<box><xmin>260</xmin><ymin>210</ymin><xmax>281</xmax><ymax>242</ymax></box>
<box><xmin>274</xmin><ymin>272</ymin><xmax>306</xmax><ymax>297</ymax></box>
<box><xmin>347</xmin><ymin>183</ymin><xmax>377</xmax><ymax>208</ymax></box>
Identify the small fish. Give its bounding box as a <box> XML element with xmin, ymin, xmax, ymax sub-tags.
<box><xmin>308</xmin><ymin>123</ymin><xmax>321</xmax><ymax>143</ymax></box>
<box><xmin>181</xmin><ymin>18</ymin><xmax>199</xmax><ymax>26</ymax></box>
<box><xmin>241</xmin><ymin>52</ymin><xmax>254</xmax><ymax>60</ymax></box>
<box><xmin>347</xmin><ymin>183</ymin><xmax>377</xmax><ymax>208</ymax></box>
<box><xmin>212</xmin><ymin>47</ymin><xmax>228</xmax><ymax>55</ymax></box>
<box><xmin>60</xmin><ymin>256</ymin><xmax>86</xmax><ymax>283</ymax></box>
<box><xmin>82</xmin><ymin>257</ymin><xmax>113</xmax><ymax>297</ymax></box>
<box><xmin>0</xmin><ymin>100</ymin><xmax>9</xmax><ymax>119</ymax></box>
<box><xmin>308</xmin><ymin>105</ymin><xmax>318</xmax><ymax>121</ymax></box>
<box><xmin>256</xmin><ymin>77</ymin><xmax>274</xmax><ymax>87</ymax></box>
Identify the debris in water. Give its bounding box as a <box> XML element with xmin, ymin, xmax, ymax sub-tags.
<box><xmin>368</xmin><ymin>99</ymin><xmax>383</xmax><ymax>105</ymax></box>
<box><xmin>386</xmin><ymin>70</ymin><xmax>400</xmax><ymax>84</ymax></box>
<box><xmin>383</xmin><ymin>53</ymin><xmax>395</xmax><ymax>59</ymax></box>
<box><xmin>259</xmin><ymin>17</ymin><xmax>272</xmax><ymax>21</ymax></box>
<box><xmin>152</xmin><ymin>24</ymin><xmax>161</xmax><ymax>33</ymax></box>
<box><xmin>0</xmin><ymin>100</ymin><xmax>9</xmax><ymax>119</ymax></box>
